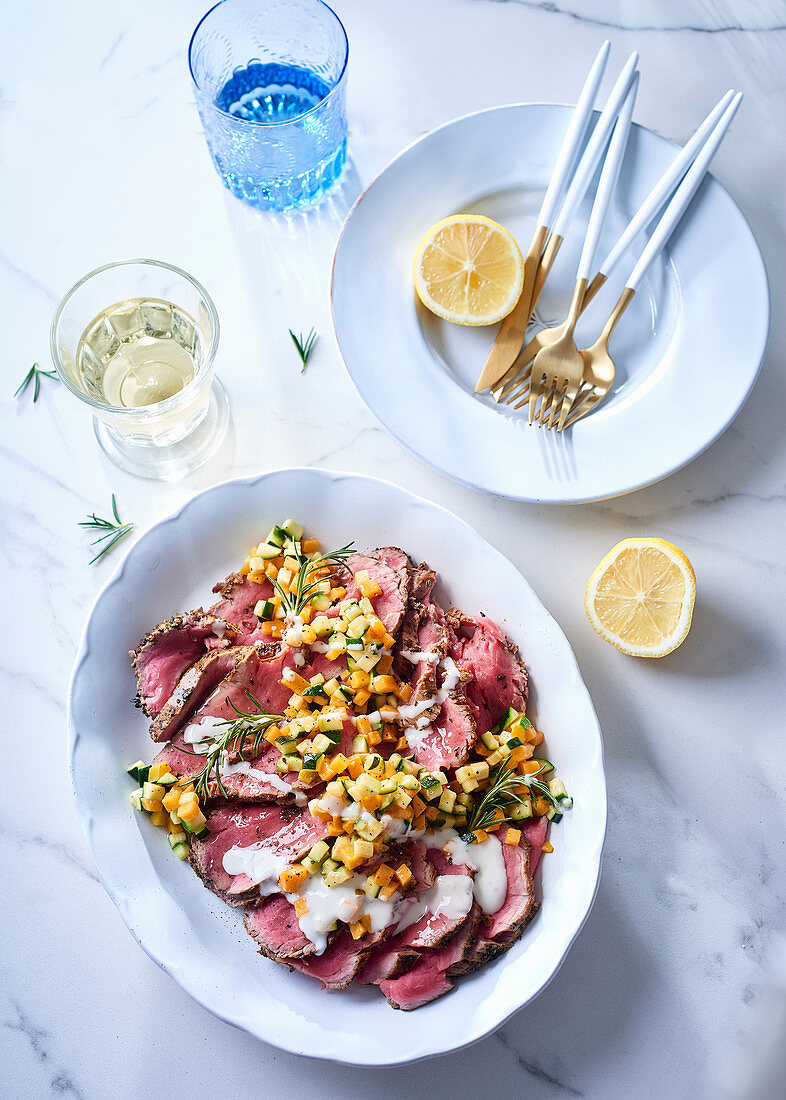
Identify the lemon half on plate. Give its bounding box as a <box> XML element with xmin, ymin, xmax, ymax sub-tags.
<box><xmin>585</xmin><ymin>538</ymin><xmax>696</xmax><ymax>658</ymax></box>
<box><xmin>413</xmin><ymin>214</ymin><xmax>524</xmax><ymax>326</ymax></box>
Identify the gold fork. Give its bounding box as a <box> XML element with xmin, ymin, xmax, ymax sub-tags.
<box><xmin>526</xmin><ymin>277</ymin><xmax>588</xmax><ymax>427</ymax></box>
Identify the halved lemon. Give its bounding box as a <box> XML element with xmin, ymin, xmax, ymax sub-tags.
<box><xmin>413</xmin><ymin>214</ymin><xmax>524</xmax><ymax>326</ymax></box>
<box><xmin>585</xmin><ymin>538</ymin><xmax>696</xmax><ymax>658</ymax></box>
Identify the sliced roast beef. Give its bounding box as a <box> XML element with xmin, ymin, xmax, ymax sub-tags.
<box><xmin>150</xmin><ymin>643</ymin><xmax>293</xmax><ymax>744</ymax></box>
<box><xmin>379</xmin><ymin>904</ymin><xmax>481</xmax><ymax>1011</ymax></box>
<box><xmin>208</xmin><ymin>572</ymin><xmax>273</xmax><ymax>645</ymax></box>
<box><xmin>399</xmin><ymin>601</ymin><xmax>449</xmax><ymax>718</ymax></box>
<box><xmin>452</xmin><ymin>826</ymin><xmax>542</xmax><ymax>976</ymax></box>
<box><xmin>482</xmin><ymin>826</ymin><xmax>536</xmax><ymax>941</ymax></box>
<box><xmin>152</xmin><ymin>732</ymin><xmax>306</xmax><ymax>804</ymax></box>
<box><xmin>284</xmin><ymin>927</ymin><xmax>381</xmax><ymax>990</ymax></box>
<box><xmin>412</xmin><ymin>688</ymin><xmax>476</xmax><ymax>772</ymax></box>
<box><xmin>154</xmin><ymin>652</ymin><xmax>354</xmax><ymax>801</ymax></box>
<box><xmin>521</xmin><ymin>816</ymin><xmax>548</xmax><ymax>875</ymax></box>
<box><xmin>244</xmin><ymin>895</ymin><xmax>316</xmax><ymax>959</ymax></box>
<box><xmin>446</xmin><ymin>610</ymin><xmax>528</xmax><ymax>735</ymax></box>
<box><xmin>355</xmin><ymin>942</ymin><xmax>420</xmax><ymax>985</ymax></box>
<box><xmin>150</xmin><ymin>647</ymin><xmax>248</xmax><ymax>742</ymax></box>
<box><xmin>131</xmin><ymin>612</ymin><xmax>234</xmax><ymax>717</ymax></box>
<box><xmin>189</xmin><ymin>804</ymin><xmax>327</xmax><ymax>905</ymax></box>
<box><xmin>343</xmin><ymin>547</ymin><xmax>411</xmax><ymax>637</ymax></box>
<box><xmin>395</xmin><ymin>561</ymin><xmax>438</xmax><ymax>671</ymax></box>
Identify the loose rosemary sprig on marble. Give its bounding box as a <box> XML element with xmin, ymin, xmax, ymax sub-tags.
<box><xmin>273</xmin><ymin>542</ymin><xmax>354</xmax><ymax>618</ymax></box>
<box><xmin>178</xmin><ymin>692</ymin><xmax>282</xmax><ymax>799</ymax></box>
<box><xmin>79</xmin><ymin>494</ymin><xmax>135</xmax><ymax>564</ymax></box>
<box><xmin>289</xmin><ymin>327</ymin><xmax>318</xmax><ymax>372</ymax></box>
<box><xmin>15</xmin><ymin>362</ymin><xmax>58</xmax><ymax>403</ymax></box>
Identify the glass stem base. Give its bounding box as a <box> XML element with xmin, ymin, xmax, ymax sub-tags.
<box><xmin>93</xmin><ymin>376</ymin><xmax>230</xmax><ymax>481</ymax></box>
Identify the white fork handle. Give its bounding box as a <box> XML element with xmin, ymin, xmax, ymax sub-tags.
<box><xmin>627</xmin><ymin>92</ymin><xmax>742</xmax><ymax>291</ymax></box>
<box><xmin>598</xmin><ymin>88</ymin><xmax>735</xmax><ymax>278</ymax></box>
<box><xmin>537</xmin><ymin>40</ymin><xmax>611</xmax><ymax>229</ymax></box>
<box><xmin>551</xmin><ymin>50</ymin><xmax>639</xmax><ymax>239</ymax></box>
<box><xmin>576</xmin><ymin>72</ymin><xmax>638</xmax><ymax>282</ymax></box>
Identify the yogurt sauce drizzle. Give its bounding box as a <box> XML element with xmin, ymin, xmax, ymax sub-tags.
<box><xmin>182</xmin><ymin>715</ymin><xmax>227</xmax><ymax>753</ymax></box>
<box><xmin>220</xmin><ymin>827</ymin><xmax>508</xmax><ymax>952</ymax></box>
<box><xmin>395</xmin><ymin>873</ymin><xmax>474</xmax><ymax>932</ymax></box>
<box><xmin>220</xmin><ymin>844</ymin><xmax>400</xmax><ymax>954</ymax></box>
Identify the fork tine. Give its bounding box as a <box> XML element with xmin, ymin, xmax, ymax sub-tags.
<box><xmin>564</xmin><ymin>387</ymin><xmax>603</xmax><ymax>428</ymax></box>
<box><xmin>557</xmin><ymin>378</ymin><xmax>582</xmax><ymax>431</ymax></box>
<box><xmin>547</xmin><ymin>381</ymin><xmax>568</xmax><ymax>429</ymax></box>
<box><xmin>528</xmin><ymin>368</ymin><xmax>545</xmax><ymax>424</ymax></box>
<box><xmin>491</xmin><ymin>360</ymin><xmax>525</xmax><ymax>402</ymax></box>
<box><xmin>501</xmin><ymin>369</ymin><xmax>532</xmax><ymax>406</ymax></box>
<box><xmin>537</xmin><ymin>378</ymin><xmax>559</xmax><ymax>426</ymax></box>
<box><xmin>497</xmin><ymin>330</ymin><xmax>547</xmax><ymax>401</ymax></box>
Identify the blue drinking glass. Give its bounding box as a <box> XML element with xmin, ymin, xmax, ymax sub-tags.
<box><xmin>189</xmin><ymin>0</ymin><xmax>349</xmax><ymax>211</ymax></box>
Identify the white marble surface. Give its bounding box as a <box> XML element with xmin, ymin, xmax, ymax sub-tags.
<box><xmin>2</xmin><ymin>1</ymin><xmax>785</xmax><ymax>1096</ymax></box>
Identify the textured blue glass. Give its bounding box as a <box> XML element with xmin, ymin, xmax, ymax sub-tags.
<box><xmin>189</xmin><ymin>0</ymin><xmax>348</xmax><ymax>211</ymax></box>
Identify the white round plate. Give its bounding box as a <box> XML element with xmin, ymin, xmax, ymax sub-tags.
<box><xmin>69</xmin><ymin>468</ymin><xmax>606</xmax><ymax>1065</ymax></box>
<box><xmin>331</xmin><ymin>104</ymin><xmax>769</xmax><ymax>503</ymax></box>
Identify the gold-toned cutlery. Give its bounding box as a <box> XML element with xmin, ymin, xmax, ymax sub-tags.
<box><xmin>473</xmin><ymin>40</ymin><xmax>611</xmax><ymax>393</ymax></box>
<box><xmin>518</xmin><ymin>73</ymin><xmax>639</xmax><ymax>428</ymax></box>
<box><xmin>497</xmin><ymin>87</ymin><xmax>738</xmax><ymax>420</ymax></box>
<box><xmin>561</xmin><ymin>91</ymin><xmax>743</xmax><ymax>430</ymax></box>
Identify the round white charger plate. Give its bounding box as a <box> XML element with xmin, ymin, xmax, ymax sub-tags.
<box><xmin>69</xmin><ymin>468</ymin><xmax>606</xmax><ymax>1064</ymax></box>
<box><xmin>331</xmin><ymin>104</ymin><xmax>770</xmax><ymax>503</ymax></box>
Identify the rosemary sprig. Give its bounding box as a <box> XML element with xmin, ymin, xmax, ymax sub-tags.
<box><xmin>289</xmin><ymin>327</ymin><xmax>318</xmax><ymax>372</ymax></box>
<box><xmin>79</xmin><ymin>494</ymin><xmax>135</xmax><ymax>564</ymax></box>
<box><xmin>462</xmin><ymin>761</ymin><xmax>530</xmax><ymax>836</ymax></box>
<box><xmin>273</xmin><ymin>542</ymin><xmax>354</xmax><ymax>618</ymax></box>
<box><xmin>178</xmin><ymin>691</ymin><xmax>282</xmax><ymax>799</ymax></box>
<box><xmin>462</xmin><ymin>760</ymin><xmax>566</xmax><ymax>840</ymax></box>
<box><xmin>15</xmin><ymin>362</ymin><xmax>58</xmax><ymax>403</ymax></box>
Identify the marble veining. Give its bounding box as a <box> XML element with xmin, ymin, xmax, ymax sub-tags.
<box><xmin>1</xmin><ymin>0</ymin><xmax>784</xmax><ymax>1097</ymax></box>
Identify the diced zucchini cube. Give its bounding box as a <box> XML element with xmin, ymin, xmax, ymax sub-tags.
<box><xmin>281</xmin><ymin>518</ymin><xmax>304</xmax><ymax>540</ymax></box>
<box><xmin>324</xmin><ymin>866</ymin><xmax>354</xmax><ymax>887</ymax></box>
<box><xmin>438</xmin><ymin>788</ymin><xmax>456</xmax><ymax>814</ymax></box>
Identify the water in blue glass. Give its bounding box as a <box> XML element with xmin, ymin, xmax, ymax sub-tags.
<box><xmin>211</xmin><ymin>62</ymin><xmax>347</xmax><ymax>210</ymax></box>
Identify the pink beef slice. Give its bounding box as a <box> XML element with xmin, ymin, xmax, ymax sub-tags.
<box><xmin>149</xmin><ymin>647</ymin><xmax>249</xmax><ymax>742</ymax></box>
<box><xmin>208</xmin><ymin>572</ymin><xmax>274</xmax><ymax>645</ymax></box>
<box><xmin>189</xmin><ymin>804</ymin><xmax>327</xmax><ymax>906</ymax></box>
<box><xmin>395</xmin><ymin>561</ymin><xmax>438</xmax><ymax>670</ymax></box>
<box><xmin>153</xmin><ymin>646</ymin><xmax>316</xmax><ymax>801</ymax></box>
<box><xmin>521</xmin><ymin>816</ymin><xmax>548</xmax><ymax>875</ymax></box>
<box><xmin>284</xmin><ymin>927</ymin><xmax>383</xmax><ymax>990</ymax></box>
<box><xmin>131</xmin><ymin>612</ymin><xmax>235</xmax><ymax>717</ymax></box>
<box><xmin>379</xmin><ymin>905</ymin><xmax>481</xmax><ymax>1011</ymax></box>
<box><xmin>407</xmin><ymin>662</ymin><xmax>477</xmax><ymax>772</ymax></box>
<box><xmin>482</xmin><ymin>826</ymin><xmax>536</xmax><ymax>941</ymax></box>
<box><xmin>150</xmin><ymin>643</ymin><xmax>292</xmax><ymax>744</ymax></box>
<box><xmin>244</xmin><ymin>895</ymin><xmax>315</xmax><ymax>960</ymax></box>
<box><xmin>402</xmin><ymin>601</ymin><xmax>449</xmax><ymax>712</ymax></box>
<box><xmin>446</xmin><ymin>610</ymin><xmax>528</xmax><ymax>735</ymax></box>
<box><xmin>454</xmin><ymin>826</ymin><xmax>542</xmax><ymax>975</ymax></box>
<box><xmin>365</xmin><ymin>844</ymin><xmax>473</xmax><ymax>985</ymax></box>
<box><xmin>343</xmin><ymin>548</ymin><xmax>411</xmax><ymax>637</ymax></box>
<box><xmin>356</xmin><ymin>839</ymin><xmax>437</xmax><ymax>984</ymax></box>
